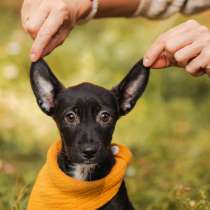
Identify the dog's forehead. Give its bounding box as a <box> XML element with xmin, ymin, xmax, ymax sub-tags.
<box><xmin>57</xmin><ymin>83</ymin><xmax>117</xmax><ymax>107</ymax></box>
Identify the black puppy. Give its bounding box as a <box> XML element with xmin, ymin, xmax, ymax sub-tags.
<box><xmin>30</xmin><ymin>59</ymin><xmax>150</xmax><ymax>210</ymax></box>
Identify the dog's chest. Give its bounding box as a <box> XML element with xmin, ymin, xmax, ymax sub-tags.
<box><xmin>67</xmin><ymin>164</ymin><xmax>97</xmax><ymax>181</ymax></box>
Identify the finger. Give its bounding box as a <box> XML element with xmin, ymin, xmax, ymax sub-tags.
<box><xmin>206</xmin><ymin>69</ymin><xmax>210</xmax><ymax>76</ymax></box>
<box><xmin>165</xmin><ymin>19</ymin><xmax>200</xmax><ymax>36</ymax></box>
<box><xmin>185</xmin><ymin>66</ymin><xmax>206</xmax><ymax>77</ymax></box>
<box><xmin>174</xmin><ymin>33</ymin><xmax>210</xmax><ymax>64</ymax></box>
<box><xmin>192</xmin><ymin>70</ymin><xmax>206</xmax><ymax>77</ymax></box>
<box><xmin>21</xmin><ymin>0</ymin><xmax>33</xmax><ymax>23</ymax></box>
<box><xmin>151</xmin><ymin>57</ymin><xmax>169</xmax><ymax>69</ymax></box>
<box><xmin>164</xmin><ymin>30</ymin><xmax>200</xmax><ymax>55</ymax></box>
<box><xmin>151</xmin><ymin>50</ymin><xmax>174</xmax><ymax>68</ymax></box>
<box><xmin>41</xmin><ymin>25</ymin><xmax>71</xmax><ymax>57</ymax></box>
<box><xmin>30</xmin><ymin>10</ymin><xmax>67</xmax><ymax>62</ymax></box>
<box><xmin>24</xmin><ymin>2</ymin><xmax>50</xmax><ymax>38</ymax></box>
<box><xmin>144</xmin><ymin>20</ymin><xmax>200</xmax><ymax>67</ymax></box>
<box><xmin>165</xmin><ymin>25</ymin><xmax>209</xmax><ymax>54</ymax></box>
<box><xmin>186</xmin><ymin>49</ymin><xmax>210</xmax><ymax>76</ymax></box>
<box><xmin>144</xmin><ymin>30</ymin><xmax>182</xmax><ymax>67</ymax></box>
<box><xmin>205</xmin><ymin>65</ymin><xmax>210</xmax><ymax>77</ymax></box>
<box><xmin>150</xmin><ymin>28</ymin><xmax>203</xmax><ymax>68</ymax></box>
<box><xmin>174</xmin><ymin>40</ymin><xmax>205</xmax><ymax>65</ymax></box>
<box><xmin>143</xmin><ymin>39</ymin><xmax>165</xmax><ymax>67</ymax></box>
<box><xmin>21</xmin><ymin>0</ymin><xmax>41</xmax><ymax>26</ymax></box>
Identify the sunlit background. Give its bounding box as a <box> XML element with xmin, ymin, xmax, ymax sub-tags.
<box><xmin>0</xmin><ymin>1</ymin><xmax>210</xmax><ymax>210</ymax></box>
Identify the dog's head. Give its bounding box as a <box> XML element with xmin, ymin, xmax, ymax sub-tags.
<box><xmin>30</xmin><ymin>59</ymin><xmax>149</xmax><ymax>165</ymax></box>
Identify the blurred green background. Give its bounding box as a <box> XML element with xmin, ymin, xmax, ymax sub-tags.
<box><xmin>0</xmin><ymin>1</ymin><xmax>210</xmax><ymax>210</ymax></box>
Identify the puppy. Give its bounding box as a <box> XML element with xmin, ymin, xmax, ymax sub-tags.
<box><xmin>29</xmin><ymin>59</ymin><xmax>150</xmax><ymax>210</ymax></box>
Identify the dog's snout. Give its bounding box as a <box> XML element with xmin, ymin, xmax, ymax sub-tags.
<box><xmin>82</xmin><ymin>146</ymin><xmax>97</xmax><ymax>159</ymax></box>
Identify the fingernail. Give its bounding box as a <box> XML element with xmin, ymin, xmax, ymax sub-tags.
<box><xmin>30</xmin><ymin>53</ymin><xmax>38</xmax><ymax>62</ymax></box>
<box><xmin>143</xmin><ymin>57</ymin><xmax>151</xmax><ymax>67</ymax></box>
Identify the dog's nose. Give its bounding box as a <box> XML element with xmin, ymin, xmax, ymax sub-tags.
<box><xmin>82</xmin><ymin>146</ymin><xmax>97</xmax><ymax>159</ymax></box>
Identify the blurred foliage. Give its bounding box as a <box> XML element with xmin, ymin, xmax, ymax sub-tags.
<box><xmin>0</xmin><ymin>2</ymin><xmax>210</xmax><ymax>210</ymax></box>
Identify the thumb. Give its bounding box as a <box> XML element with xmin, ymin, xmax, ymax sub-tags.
<box><xmin>151</xmin><ymin>50</ymin><xmax>176</xmax><ymax>69</ymax></box>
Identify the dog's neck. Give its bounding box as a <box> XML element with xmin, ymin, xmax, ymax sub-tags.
<box><xmin>57</xmin><ymin>148</ymin><xmax>115</xmax><ymax>181</ymax></box>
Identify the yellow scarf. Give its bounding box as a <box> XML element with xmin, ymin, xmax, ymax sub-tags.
<box><xmin>27</xmin><ymin>141</ymin><xmax>132</xmax><ymax>210</ymax></box>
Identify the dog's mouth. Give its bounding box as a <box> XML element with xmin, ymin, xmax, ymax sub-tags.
<box><xmin>82</xmin><ymin>159</ymin><xmax>98</xmax><ymax>165</ymax></box>
<box><xmin>79</xmin><ymin>145</ymin><xmax>119</xmax><ymax>165</ymax></box>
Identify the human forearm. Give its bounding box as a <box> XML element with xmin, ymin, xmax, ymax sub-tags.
<box><xmin>93</xmin><ymin>0</ymin><xmax>210</xmax><ymax>19</ymax></box>
<box><xmin>94</xmin><ymin>0</ymin><xmax>139</xmax><ymax>18</ymax></box>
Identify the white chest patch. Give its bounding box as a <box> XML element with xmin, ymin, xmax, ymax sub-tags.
<box><xmin>68</xmin><ymin>146</ymin><xmax>119</xmax><ymax>181</ymax></box>
<box><xmin>70</xmin><ymin>164</ymin><xmax>97</xmax><ymax>181</ymax></box>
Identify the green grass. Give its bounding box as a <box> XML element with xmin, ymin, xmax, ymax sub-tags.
<box><xmin>0</xmin><ymin>7</ymin><xmax>210</xmax><ymax>210</ymax></box>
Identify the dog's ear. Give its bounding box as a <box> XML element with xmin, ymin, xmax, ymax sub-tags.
<box><xmin>112</xmin><ymin>59</ymin><xmax>150</xmax><ymax>116</ymax></box>
<box><xmin>30</xmin><ymin>59</ymin><xmax>64</xmax><ymax>116</ymax></box>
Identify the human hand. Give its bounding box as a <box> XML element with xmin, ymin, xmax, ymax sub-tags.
<box><xmin>21</xmin><ymin>0</ymin><xmax>91</xmax><ymax>62</ymax></box>
<box><xmin>144</xmin><ymin>20</ymin><xmax>210</xmax><ymax>77</ymax></box>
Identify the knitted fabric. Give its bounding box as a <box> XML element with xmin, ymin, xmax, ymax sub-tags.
<box><xmin>27</xmin><ymin>141</ymin><xmax>132</xmax><ymax>210</ymax></box>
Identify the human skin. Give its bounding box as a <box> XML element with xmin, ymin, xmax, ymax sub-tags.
<box><xmin>144</xmin><ymin>20</ymin><xmax>210</xmax><ymax>77</ymax></box>
<box><xmin>21</xmin><ymin>0</ymin><xmax>139</xmax><ymax>62</ymax></box>
<box><xmin>21</xmin><ymin>0</ymin><xmax>210</xmax><ymax>77</ymax></box>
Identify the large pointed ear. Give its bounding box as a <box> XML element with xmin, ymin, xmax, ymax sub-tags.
<box><xmin>30</xmin><ymin>59</ymin><xmax>64</xmax><ymax>116</ymax></box>
<box><xmin>112</xmin><ymin>59</ymin><xmax>150</xmax><ymax>116</ymax></box>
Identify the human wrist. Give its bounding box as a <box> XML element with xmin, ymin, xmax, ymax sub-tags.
<box><xmin>94</xmin><ymin>0</ymin><xmax>139</xmax><ymax>18</ymax></box>
<box><xmin>69</xmin><ymin>0</ymin><xmax>144</xmax><ymax>24</ymax></box>
<box><xmin>75</xmin><ymin>0</ymin><xmax>93</xmax><ymax>23</ymax></box>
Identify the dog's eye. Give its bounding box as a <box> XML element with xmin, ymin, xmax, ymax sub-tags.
<box><xmin>101</xmin><ymin>112</ymin><xmax>110</xmax><ymax>122</ymax></box>
<box><xmin>64</xmin><ymin>111</ymin><xmax>79</xmax><ymax>124</ymax></box>
<box><xmin>97</xmin><ymin>111</ymin><xmax>112</xmax><ymax>124</ymax></box>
